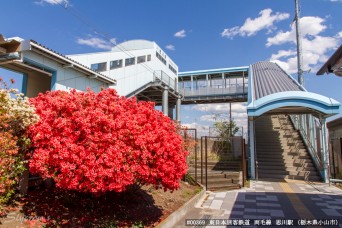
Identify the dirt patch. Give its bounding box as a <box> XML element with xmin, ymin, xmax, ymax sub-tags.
<box><xmin>0</xmin><ymin>181</ymin><xmax>201</xmax><ymax>227</ymax></box>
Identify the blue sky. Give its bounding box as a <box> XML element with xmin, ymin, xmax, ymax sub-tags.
<box><xmin>0</xmin><ymin>0</ymin><xmax>341</xmax><ymax>136</ymax></box>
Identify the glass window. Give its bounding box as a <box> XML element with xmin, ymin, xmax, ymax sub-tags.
<box><xmin>110</xmin><ymin>59</ymin><xmax>123</xmax><ymax>69</ymax></box>
<box><xmin>147</xmin><ymin>55</ymin><xmax>151</xmax><ymax>61</ymax></box>
<box><xmin>125</xmin><ymin>57</ymin><xmax>135</xmax><ymax>66</ymax></box>
<box><xmin>90</xmin><ymin>62</ymin><xmax>107</xmax><ymax>72</ymax></box>
<box><xmin>137</xmin><ymin>55</ymin><xmax>146</xmax><ymax>64</ymax></box>
<box><xmin>156</xmin><ymin>52</ymin><xmax>166</xmax><ymax>65</ymax></box>
<box><xmin>169</xmin><ymin>64</ymin><xmax>177</xmax><ymax>75</ymax></box>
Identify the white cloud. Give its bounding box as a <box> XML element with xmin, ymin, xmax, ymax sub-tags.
<box><xmin>35</xmin><ymin>0</ymin><xmax>69</xmax><ymax>6</ymax></box>
<box><xmin>174</xmin><ymin>29</ymin><xmax>186</xmax><ymax>38</ymax></box>
<box><xmin>270</xmin><ymin>50</ymin><xmax>296</xmax><ymax>60</ymax></box>
<box><xmin>166</xmin><ymin>44</ymin><xmax>175</xmax><ymax>51</ymax></box>
<box><xmin>336</xmin><ymin>31</ymin><xmax>342</xmax><ymax>38</ymax></box>
<box><xmin>330</xmin><ymin>0</ymin><xmax>342</xmax><ymax>2</ymax></box>
<box><xmin>182</xmin><ymin>122</ymin><xmax>210</xmax><ymax>137</ymax></box>
<box><xmin>266</xmin><ymin>17</ymin><xmax>327</xmax><ymax>47</ymax></box>
<box><xmin>221</xmin><ymin>8</ymin><xmax>289</xmax><ymax>39</ymax></box>
<box><xmin>76</xmin><ymin>36</ymin><xmax>115</xmax><ymax>50</ymax></box>
<box><xmin>268</xmin><ymin>16</ymin><xmax>341</xmax><ymax>74</ymax></box>
<box><xmin>192</xmin><ymin>103</ymin><xmax>248</xmax><ymax>136</ymax></box>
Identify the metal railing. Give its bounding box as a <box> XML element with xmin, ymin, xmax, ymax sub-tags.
<box><xmin>290</xmin><ymin>114</ymin><xmax>323</xmax><ymax>171</ymax></box>
<box><xmin>153</xmin><ymin>70</ymin><xmax>177</xmax><ymax>91</ymax></box>
<box><xmin>179</xmin><ymin>84</ymin><xmax>247</xmax><ymax>97</ymax></box>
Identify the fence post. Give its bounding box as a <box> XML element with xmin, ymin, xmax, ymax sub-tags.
<box><xmin>242</xmin><ymin>137</ymin><xmax>246</xmax><ymax>187</ymax></box>
<box><xmin>201</xmin><ymin>137</ymin><xmax>203</xmax><ymax>184</ymax></box>
<box><xmin>195</xmin><ymin>129</ymin><xmax>198</xmax><ymax>182</ymax></box>
<box><xmin>205</xmin><ymin>136</ymin><xmax>208</xmax><ymax>190</ymax></box>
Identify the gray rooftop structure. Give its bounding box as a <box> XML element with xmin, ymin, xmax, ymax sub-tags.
<box><xmin>317</xmin><ymin>44</ymin><xmax>342</xmax><ymax>76</ymax></box>
<box><xmin>251</xmin><ymin>61</ymin><xmax>304</xmax><ymax>101</ymax></box>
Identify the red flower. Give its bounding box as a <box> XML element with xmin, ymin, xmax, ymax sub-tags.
<box><xmin>29</xmin><ymin>89</ymin><xmax>188</xmax><ymax>193</ymax></box>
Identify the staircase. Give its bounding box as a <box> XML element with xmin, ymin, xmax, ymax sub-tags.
<box><xmin>188</xmin><ymin>160</ymin><xmax>241</xmax><ymax>191</ymax></box>
<box><xmin>255</xmin><ymin>115</ymin><xmax>321</xmax><ymax>181</ymax></box>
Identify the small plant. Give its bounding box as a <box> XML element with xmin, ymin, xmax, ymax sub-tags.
<box><xmin>131</xmin><ymin>221</ymin><xmax>144</xmax><ymax>228</ymax></box>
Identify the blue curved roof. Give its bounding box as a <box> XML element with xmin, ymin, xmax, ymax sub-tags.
<box><xmin>248</xmin><ymin>62</ymin><xmax>340</xmax><ymax>117</ymax></box>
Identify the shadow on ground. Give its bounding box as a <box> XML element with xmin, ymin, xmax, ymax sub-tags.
<box><xmin>19</xmin><ymin>185</ymin><xmax>163</xmax><ymax>227</ymax></box>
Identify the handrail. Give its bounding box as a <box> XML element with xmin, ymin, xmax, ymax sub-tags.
<box><xmin>153</xmin><ymin>70</ymin><xmax>176</xmax><ymax>90</ymax></box>
<box><xmin>290</xmin><ymin>115</ymin><xmax>323</xmax><ymax>170</ymax></box>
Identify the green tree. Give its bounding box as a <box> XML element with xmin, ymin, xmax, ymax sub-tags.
<box><xmin>214</xmin><ymin>119</ymin><xmax>239</xmax><ymax>139</ymax></box>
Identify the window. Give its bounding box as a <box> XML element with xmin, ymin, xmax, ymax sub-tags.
<box><xmin>137</xmin><ymin>55</ymin><xmax>146</xmax><ymax>64</ymax></box>
<box><xmin>169</xmin><ymin>64</ymin><xmax>177</xmax><ymax>75</ymax></box>
<box><xmin>90</xmin><ymin>62</ymin><xmax>107</xmax><ymax>72</ymax></box>
<box><xmin>125</xmin><ymin>57</ymin><xmax>135</xmax><ymax>66</ymax></box>
<box><xmin>147</xmin><ymin>54</ymin><xmax>151</xmax><ymax>61</ymax></box>
<box><xmin>156</xmin><ymin>52</ymin><xmax>166</xmax><ymax>65</ymax></box>
<box><xmin>110</xmin><ymin>59</ymin><xmax>123</xmax><ymax>69</ymax></box>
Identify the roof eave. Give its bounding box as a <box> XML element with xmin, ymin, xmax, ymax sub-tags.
<box><xmin>317</xmin><ymin>45</ymin><xmax>342</xmax><ymax>75</ymax></box>
<box><xmin>28</xmin><ymin>41</ymin><xmax>116</xmax><ymax>85</ymax></box>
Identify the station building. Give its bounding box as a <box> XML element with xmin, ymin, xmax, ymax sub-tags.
<box><xmin>68</xmin><ymin>40</ymin><xmax>181</xmax><ymax>120</ymax></box>
<box><xmin>1</xmin><ymin>34</ymin><xmax>341</xmax><ymax>185</ymax></box>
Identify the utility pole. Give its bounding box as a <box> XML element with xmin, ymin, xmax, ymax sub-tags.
<box><xmin>295</xmin><ymin>0</ymin><xmax>304</xmax><ymax>86</ymax></box>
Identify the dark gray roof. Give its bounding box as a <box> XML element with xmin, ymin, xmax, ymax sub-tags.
<box><xmin>251</xmin><ymin>61</ymin><xmax>304</xmax><ymax>100</ymax></box>
<box><xmin>317</xmin><ymin>44</ymin><xmax>342</xmax><ymax>75</ymax></box>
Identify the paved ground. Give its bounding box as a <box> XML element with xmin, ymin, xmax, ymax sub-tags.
<box><xmin>175</xmin><ymin>180</ymin><xmax>342</xmax><ymax>227</ymax></box>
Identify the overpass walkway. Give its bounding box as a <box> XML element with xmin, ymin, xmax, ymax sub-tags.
<box><xmin>178</xmin><ymin>61</ymin><xmax>340</xmax><ymax>183</ymax></box>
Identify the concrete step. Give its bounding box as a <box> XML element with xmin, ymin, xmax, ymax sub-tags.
<box><xmin>256</xmin><ymin>145</ymin><xmax>306</xmax><ymax>149</ymax></box>
<box><xmin>258</xmin><ymin>161</ymin><xmax>314</xmax><ymax>168</ymax></box>
<box><xmin>206</xmin><ymin>177</ymin><xmax>239</xmax><ymax>185</ymax></box>
<box><xmin>206</xmin><ymin>183</ymin><xmax>241</xmax><ymax>191</ymax></box>
<box><xmin>257</xmin><ymin>152</ymin><xmax>309</xmax><ymax>158</ymax></box>
<box><xmin>257</xmin><ymin>155</ymin><xmax>311</xmax><ymax>161</ymax></box>
<box><xmin>258</xmin><ymin>165</ymin><xmax>317</xmax><ymax>172</ymax></box>
<box><xmin>258</xmin><ymin>169</ymin><xmax>319</xmax><ymax>176</ymax></box>
<box><xmin>258</xmin><ymin>163</ymin><xmax>316</xmax><ymax>171</ymax></box>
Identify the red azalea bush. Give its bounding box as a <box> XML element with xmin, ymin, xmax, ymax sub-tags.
<box><xmin>28</xmin><ymin>89</ymin><xmax>188</xmax><ymax>193</ymax></box>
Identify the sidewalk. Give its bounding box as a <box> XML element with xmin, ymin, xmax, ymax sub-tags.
<box><xmin>174</xmin><ymin>180</ymin><xmax>342</xmax><ymax>227</ymax></box>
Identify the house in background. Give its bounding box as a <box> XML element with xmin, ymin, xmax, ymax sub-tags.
<box><xmin>0</xmin><ymin>34</ymin><xmax>116</xmax><ymax>97</ymax></box>
<box><xmin>317</xmin><ymin>44</ymin><xmax>342</xmax><ymax>179</ymax></box>
<box><xmin>68</xmin><ymin>40</ymin><xmax>182</xmax><ymax>120</ymax></box>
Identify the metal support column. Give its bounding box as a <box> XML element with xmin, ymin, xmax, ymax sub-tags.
<box><xmin>249</xmin><ymin>119</ymin><xmax>256</xmax><ymax>179</ymax></box>
<box><xmin>162</xmin><ymin>86</ymin><xmax>168</xmax><ymax>116</ymax></box>
<box><xmin>176</xmin><ymin>97</ymin><xmax>181</xmax><ymax>122</ymax></box>
<box><xmin>321</xmin><ymin>118</ymin><xmax>330</xmax><ymax>183</ymax></box>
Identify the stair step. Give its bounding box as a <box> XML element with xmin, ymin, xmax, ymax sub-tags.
<box><xmin>258</xmin><ymin>169</ymin><xmax>318</xmax><ymax>176</ymax></box>
<box><xmin>206</xmin><ymin>177</ymin><xmax>238</xmax><ymax>185</ymax></box>
<box><xmin>258</xmin><ymin>166</ymin><xmax>317</xmax><ymax>172</ymax></box>
<box><xmin>206</xmin><ymin>183</ymin><xmax>241</xmax><ymax>191</ymax></box>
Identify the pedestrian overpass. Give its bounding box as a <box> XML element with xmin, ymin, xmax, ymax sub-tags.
<box><xmin>178</xmin><ymin>61</ymin><xmax>340</xmax><ymax>183</ymax></box>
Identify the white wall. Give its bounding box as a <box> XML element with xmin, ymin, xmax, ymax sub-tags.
<box><xmin>68</xmin><ymin>40</ymin><xmax>178</xmax><ymax>96</ymax></box>
<box><xmin>23</xmin><ymin>51</ymin><xmax>108</xmax><ymax>93</ymax></box>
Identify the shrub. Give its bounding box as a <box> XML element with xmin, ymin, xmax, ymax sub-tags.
<box><xmin>0</xmin><ymin>78</ymin><xmax>38</xmax><ymax>214</ymax></box>
<box><xmin>29</xmin><ymin>89</ymin><xmax>188</xmax><ymax>193</ymax></box>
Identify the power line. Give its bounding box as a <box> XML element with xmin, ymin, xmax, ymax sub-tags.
<box><xmin>51</xmin><ymin>0</ymin><xmax>157</xmax><ymax>76</ymax></box>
